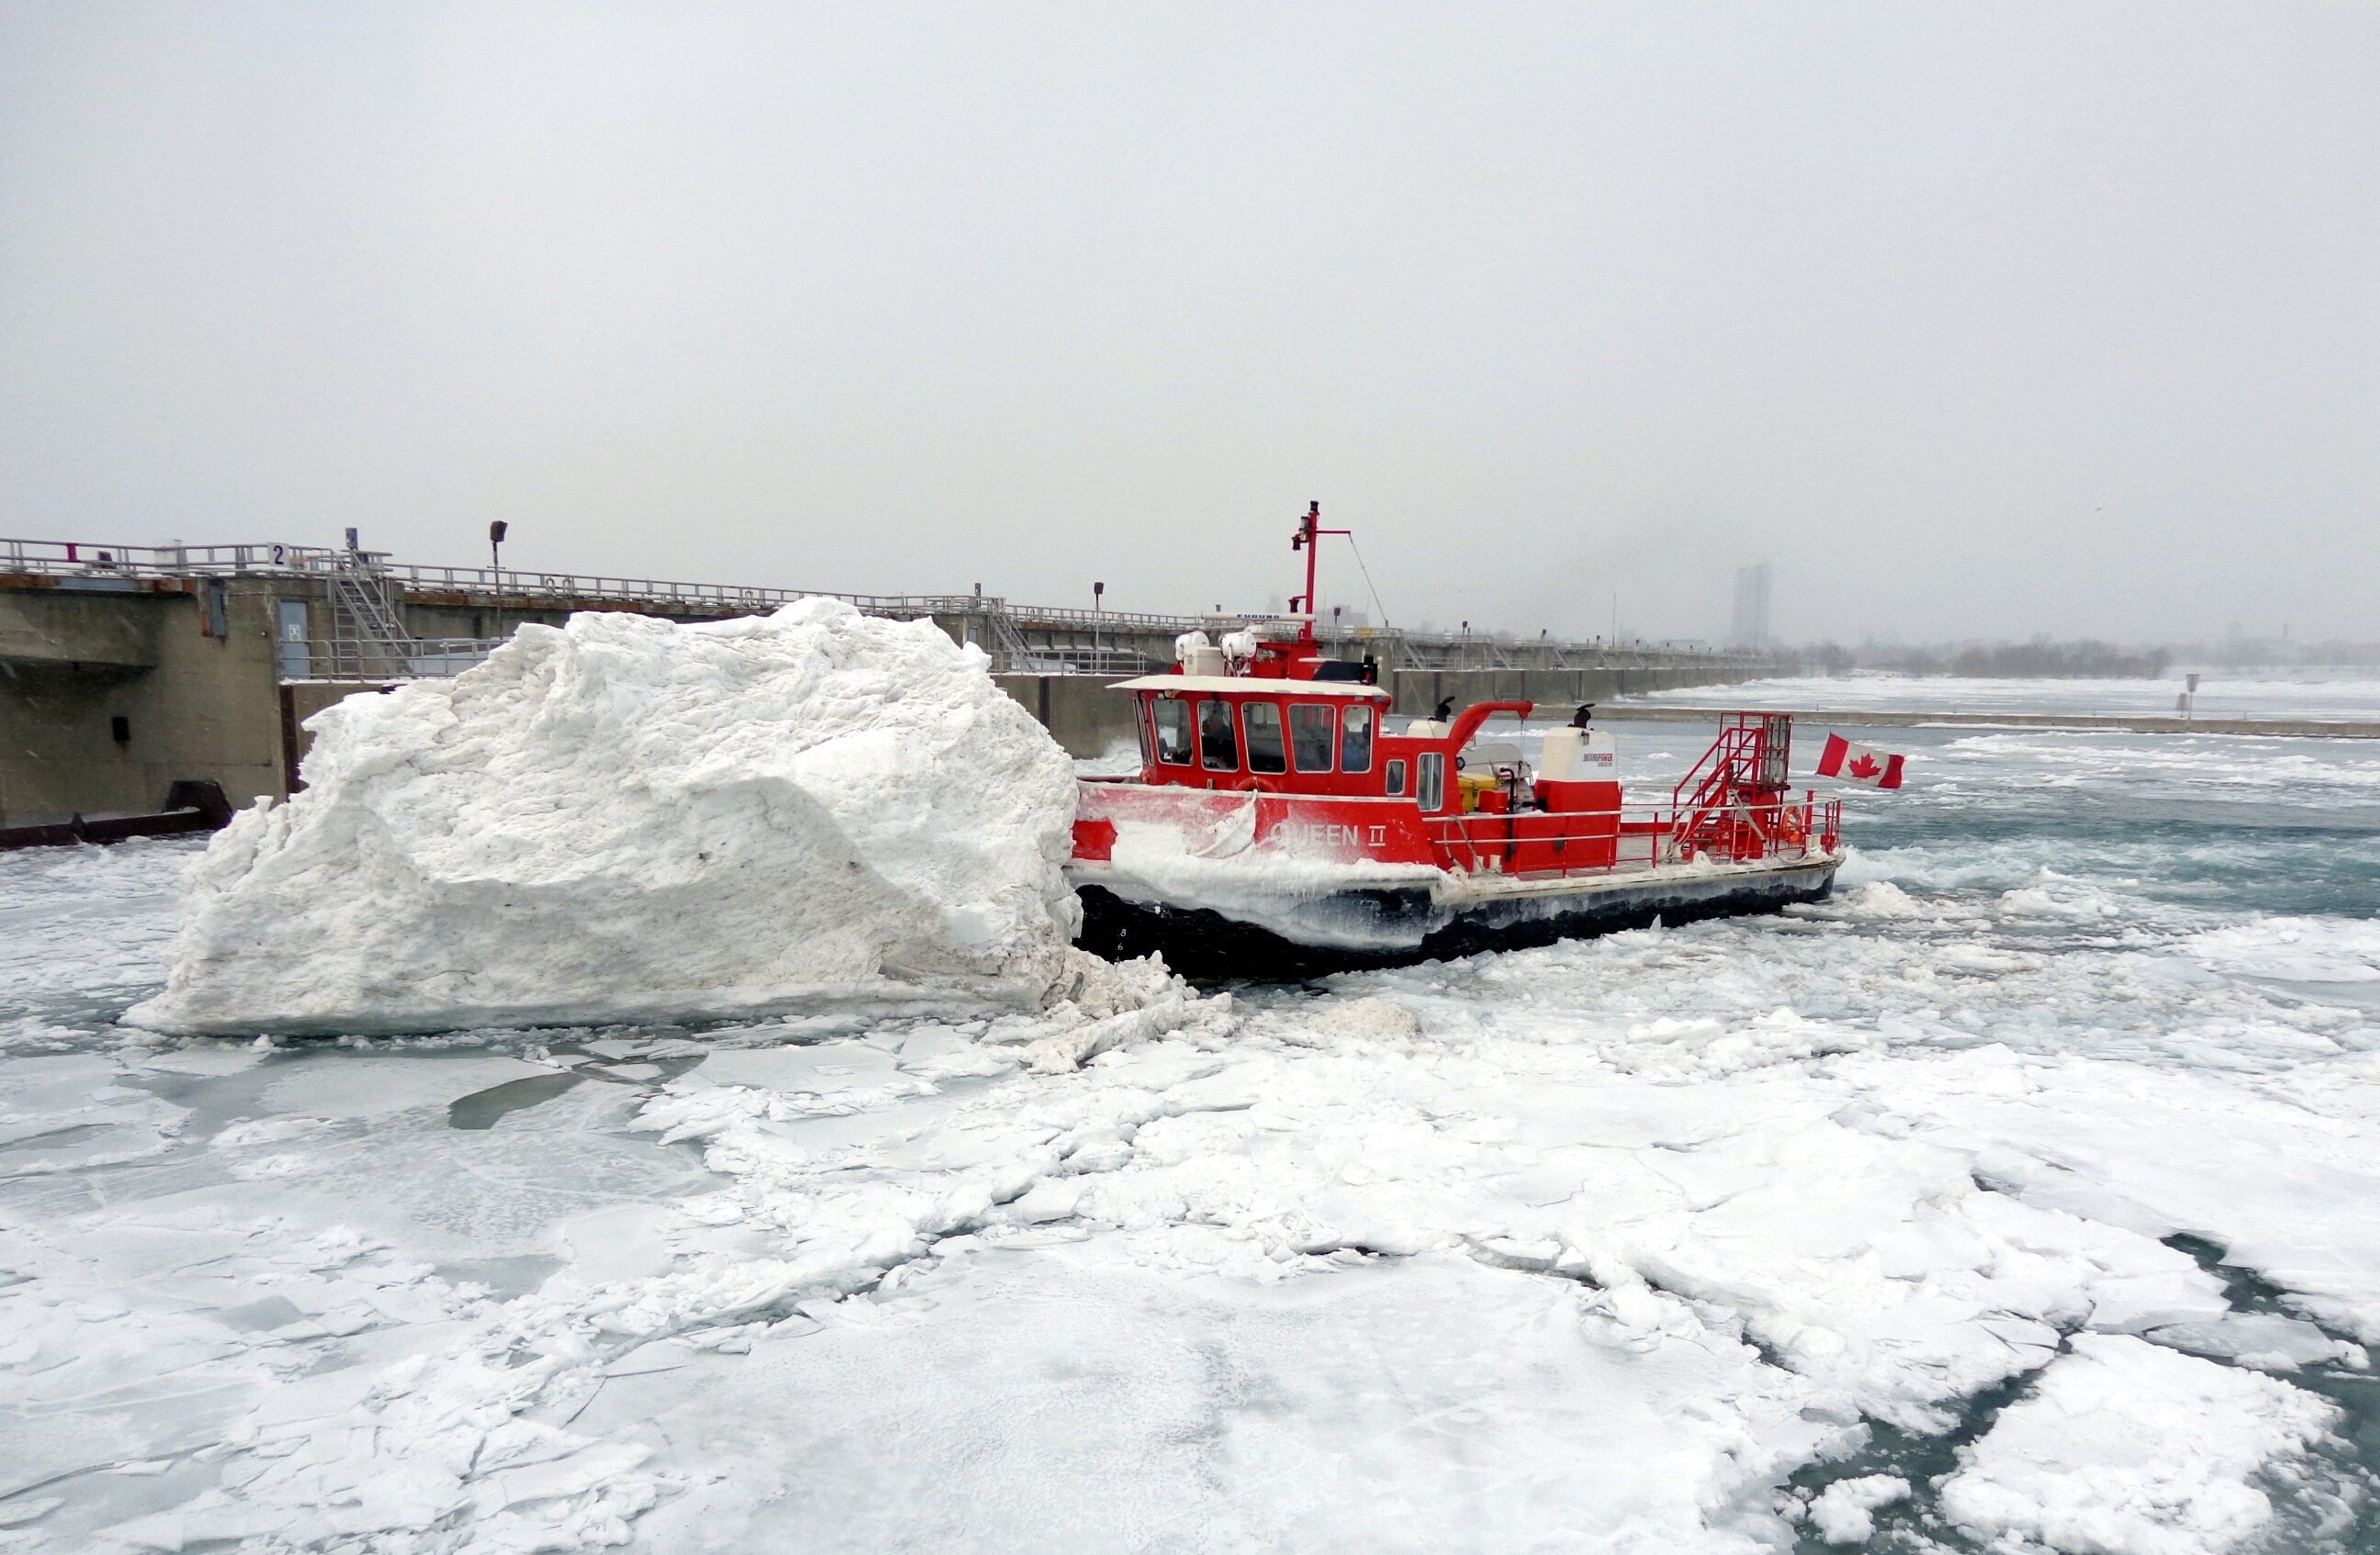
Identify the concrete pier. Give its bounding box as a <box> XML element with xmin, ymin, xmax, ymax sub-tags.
<box><xmin>1</xmin><ymin>576</ymin><xmax>290</xmax><ymax>824</ymax></box>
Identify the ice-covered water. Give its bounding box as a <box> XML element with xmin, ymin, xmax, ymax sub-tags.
<box><xmin>1634</xmin><ymin>670</ymin><xmax>2380</xmax><ymax>723</ymax></box>
<box><xmin>4</xmin><ymin>715</ymin><xmax>2378</xmax><ymax>1552</ymax></box>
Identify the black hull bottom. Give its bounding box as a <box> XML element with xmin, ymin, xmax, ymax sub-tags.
<box><xmin>1077</xmin><ymin>864</ymin><xmax>1840</xmax><ymax>981</ymax></box>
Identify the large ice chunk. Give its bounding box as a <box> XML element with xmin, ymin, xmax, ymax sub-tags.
<box><xmin>1939</xmin><ymin>1334</ymin><xmax>2340</xmax><ymax>1555</ymax></box>
<box><xmin>128</xmin><ymin>600</ymin><xmax>1088</xmax><ymax>1035</ymax></box>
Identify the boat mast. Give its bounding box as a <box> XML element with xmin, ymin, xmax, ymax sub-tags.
<box><xmin>1289</xmin><ymin>500</ymin><xmax>1350</xmax><ymax>641</ymax></box>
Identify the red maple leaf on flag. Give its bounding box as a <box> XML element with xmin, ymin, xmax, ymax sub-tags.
<box><xmin>1847</xmin><ymin>754</ymin><xmax>1881</xmax><ymax>779</ymax></box>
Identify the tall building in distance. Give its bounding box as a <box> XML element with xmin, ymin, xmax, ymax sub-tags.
<box><xmin>1729</xmin><ymin>563</ymin><xmax>1772</xmax><ymax>651</ymax></box>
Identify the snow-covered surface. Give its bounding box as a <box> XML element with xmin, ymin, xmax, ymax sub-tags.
<box><xmin>1632</xmin><ymin>669</ymin><xmax>2380</xmax><ymax>722</ymax></box>
<box><xmin>129</xmin><ymin>600</ymin><xmax>1095</xmax><ymax>1035</ymax></box>
<box><xmin>1807</xmin><ymin>1475</ymin><xmax>1910</xmax><ymax>1544</ymax></box>
<box><xmin>1939</xmin><ymin>1335</ymin><xmax>2342</xmax><ymax>1554</ymax></box>
<box><xmin>5</xmin><ymin>715</ymin><xmax>2380</xmax><ymax>1551</ymax></box>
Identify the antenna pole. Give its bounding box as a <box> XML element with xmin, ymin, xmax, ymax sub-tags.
<box><xmin>1289</xmin><ymin>499</ymin><xmax>1351</xmax><ymax>626</ymax></box>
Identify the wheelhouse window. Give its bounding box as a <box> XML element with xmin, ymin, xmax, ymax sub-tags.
<box><xmin>1341</xmin><ymin>703</ymin><xmax>1375</xmax><ymax>773</ymax></box>
<box><xmin>1135</xmin><ymin>703</ymin><xmax>1154</xmax><ymax>767</ymax></box>
<box><xmin>1199</xmin><ymin>699</ymin><xmax>1241</xmax><ymax>771</ymax></box>
<box><xmin>1290</xmin><ymin>703</ymin><xmax>1336</xmax><ymax>772</ymax></box>
<box><xmin>1385</xmin><ymin>758</ymin><xmax>1408</xmax><ymax>797</ymax></box>
<box><xmin>1152</xmin><ymin>698</ymin><xmax>1194</xmax><ymax>766</ymax></box>
<box><xmin>1419</xmin><ymin>751</ymin><xmax>1445</xmax><ymax>812</ymax></box>
<box><xmin>1242</xmin><ymin>701</ymin><xmax>1286</xmax><ymax>774</ymax></box>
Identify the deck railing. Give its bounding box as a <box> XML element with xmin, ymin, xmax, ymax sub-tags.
<box><xmin>1422</xmin><ymin>798</ymin><xmax>1837</xmax><ymax>879</ymax></box>
<box><xmin>1424</xmin><ymin>810</ymin><xmax>1675</xmax><ymax>876</ymax></box>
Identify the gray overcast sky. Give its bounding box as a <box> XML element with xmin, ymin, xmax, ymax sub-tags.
<box><xmin>2</xmin><ymin>4</ymin><xmax>2374</xmax><ymax>645</ymax></box>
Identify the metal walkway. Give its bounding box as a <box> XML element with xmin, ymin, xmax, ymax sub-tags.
<box><xmin>3</xmin><ymin>534</ymin><xmax>1773</xmax><ymax>684</ymax></box>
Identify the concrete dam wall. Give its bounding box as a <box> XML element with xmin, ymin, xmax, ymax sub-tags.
<box><xmin>1</xmin><ymin>539</ymin><xmax>1768</xmax><ymax>825</ymax></box>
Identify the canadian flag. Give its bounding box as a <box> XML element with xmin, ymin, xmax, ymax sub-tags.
<box><xmin>1815</xmin><ymin>733</ymin><xmax>1906</xmax><ymax>789</ymax></box>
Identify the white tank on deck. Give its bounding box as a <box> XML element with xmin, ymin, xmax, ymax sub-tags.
<box><xmin>1538</xmin><ymin>727</ymin><xmax>1617</xmax><ymax>782</ymax></box>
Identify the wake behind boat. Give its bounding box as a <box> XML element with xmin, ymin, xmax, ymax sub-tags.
<box><xmin>1067</xmin><ymin>505</ymin><xmax>1843</xmax><ymax>976</ymax></box>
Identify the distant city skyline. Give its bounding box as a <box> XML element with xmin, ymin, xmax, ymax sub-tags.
<box><xmin>1730</xmin><ymin>564</ymin><xmax>1773</xmax><ymax>653</ymax></box>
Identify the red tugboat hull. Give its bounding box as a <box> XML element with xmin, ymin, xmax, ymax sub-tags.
<box><xmin>1065</xmin><ymin>501</ymin><xmax>1848</xmax><ymax>977</ymax></box>
<box><xmin>1066</xmin><ymin>775</ymin><xmax>1842</xmax><ymax>977</ymax></box>
<box><xmin>1072</xmin><ymin>853</ymin><xmax>1840</xmax><ymax>979</ymax></box>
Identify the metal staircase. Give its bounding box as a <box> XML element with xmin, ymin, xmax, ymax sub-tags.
<box><xmin>979</xmin><ymin>601</ymin><xmax>1040</xmax><ymax>672</ymax></box>
<box><xmin>325</xmin><ymin>549</ymin><xmax>421</xmax><ymax>680</ymax></box>
<box><xmin>1666</xmin><ymin>713</ymin><xmax>1793</xmax><ymax>862</ymax></box>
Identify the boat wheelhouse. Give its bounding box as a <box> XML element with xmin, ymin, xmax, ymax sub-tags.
<box><xmin>1067</xmin><ymin>504</ymin><xmax>1843</xmax><ymax>975</ymax></box>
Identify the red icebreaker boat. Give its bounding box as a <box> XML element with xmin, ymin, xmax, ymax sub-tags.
<box><xmin>1068</xmin><ymin>505</ymin><xmax>1844</xmax><ymax>976</ymax></box>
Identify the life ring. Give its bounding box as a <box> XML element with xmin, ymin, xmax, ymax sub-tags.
<box><xmin>1234</xmin><ymin>776</ymin><xmax>1276</xmax><ymax>795</ymax></box>
<box><xmin>1781</xmin><ymin>811</ymin><xmax>1806</xmax><ymax>846</ymax></box>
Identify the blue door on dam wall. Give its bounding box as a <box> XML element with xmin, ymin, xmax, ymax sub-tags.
<box><xmin>276</xmin><ymin>601</ymin><xmax>310</xmax><ymax>680</ymax></box>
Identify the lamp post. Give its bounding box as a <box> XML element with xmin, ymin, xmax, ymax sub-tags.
<box><xmin>1093</xmin><ymin>580</ymin><xmax>1104</xmax><ymax>669</ymax></box>
<box><xmin>489</xmin><ymin>521</ymin><xmax>508</xmax><ymax>577</ymax></box>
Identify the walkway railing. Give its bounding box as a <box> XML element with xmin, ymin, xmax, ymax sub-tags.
<box><xmin>997</xmin><ymin>647</ymin><xmax>1159</xmax><ymax>677</ymax></box>
<box><xmin>4</xmin><ymin>533</ymin><xmax>1771</xmax><ymax>680</ymax></box>
<box><xmin>281</xmin><ymin>638</ymin><xmax>503</xmax><ymax>682</ymax></box>
<box><xmin>0</xmin><ymin>536</ymin><xmax>986</xmax><ymax>617</ymax></box>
